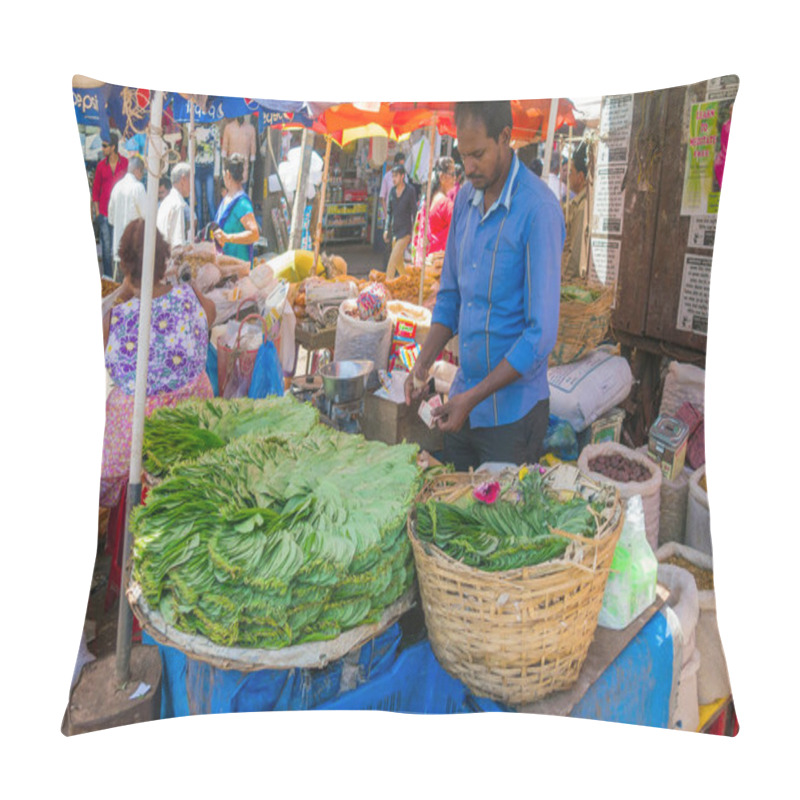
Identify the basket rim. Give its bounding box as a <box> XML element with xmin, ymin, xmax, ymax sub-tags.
<box><xmin>406</xmin><ymin>467</ymin><xmax>622</xmax><ymax>580</ymax></box>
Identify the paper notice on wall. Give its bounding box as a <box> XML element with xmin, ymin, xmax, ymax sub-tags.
<box><xmin>592</xmin><ymin>164</ymin><xmax>626</xmax><ymax>235</ymax></box>
<box><xmin>688</xmin><ymin>215</ymin><xmax>717</xmax><ymax>249</ymax></box>
<box><xmin>598</xmin><ymin>94</ymin><xmax>633</xmax><ymax>165</ymax></box>
<box><xmin>677</xmin><ymin>254</ymin><xmax>713</xmax><ymax>336</ymax></box>
<box><xmin>588</xmin><ymin>237</ymin><xmax>621</xmax><ymax>306</ymax></box>
<box><xmin>706</xmin><ymin>75</ymin><xmax>740</xmax><ymax>102</ymax></box>
<box><xmin>680</xmin><ymin>99</ymin><xmax>734</xmax><ymax>216</ymax></box>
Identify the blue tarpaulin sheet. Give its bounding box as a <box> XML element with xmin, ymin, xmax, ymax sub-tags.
<box><xmin>571</xmin><ymin>609</ymin><xmax>673</xmax><ymax>727</ymax></box>
<box><xmin>142</xmin><ymin>622</ymin><xmax>402</xmax><ymax>717</ymax></box>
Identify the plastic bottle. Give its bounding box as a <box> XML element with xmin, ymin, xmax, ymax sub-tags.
<box><xmin>597</xmin><ymin>494</ymin><xmax>659</xmax><ymax>630</ymax></box>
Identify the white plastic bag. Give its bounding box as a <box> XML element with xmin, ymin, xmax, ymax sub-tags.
<box><xmin>660</xmin><ymin>361</ymin><xmax>706</xmax><ymax>417</ymax></box>
<box><xmin>334</xmin><ymin>299</ymin><xmax>392</xmax><ymax>377</ymax></box>
<box><xmin>548</xmin><ymin>347</ymin><xmax>633</xmax><ymax>432</ymax></box>
<box><xmin>685</xmin><ymin>466</ymin><xmax>711</xmax><ymax>555</ymax></box>
<box><xmin>656</xmin><ymin>541</ymin><xmax>731</xmax><ymax>704</ymax></box>
<box><xmin>598</xmin><ymin>495</ymin><xmax>658</xmax><ymax>630</ymax></box>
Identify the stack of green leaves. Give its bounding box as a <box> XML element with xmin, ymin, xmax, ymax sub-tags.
<box><xmin>142</xmin><ymin>396</ymin><xmax>319</xmax><ymax>478</ymax></box>
<box><xmin>414</xmin><ymin>469</ymin><xmax>604</xmax><ymax>572</ymax></box>
<box><xmin>131</xmin><ymin>425</ymin><xmax>421</xmax><ymax>649</ymax></box>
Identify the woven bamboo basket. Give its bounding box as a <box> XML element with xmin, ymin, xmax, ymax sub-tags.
<box><xmin>549</xmin><ymin>285</ymin><xmax>614</xmax><ymax>366</ymax></box>
<box><xmin>407</xmin><ymin>464</ymin><xmax>623</xmax><ymax>706</ymax></box>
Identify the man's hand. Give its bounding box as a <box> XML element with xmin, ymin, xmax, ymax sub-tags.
<box><xmin>431</xmin><ymin>392</ymin><xmax>474</xmax><ymax>433</ymax></box>
<box><xmin>404</xmin><ymin>361</ymin><xmax>432</xmax><ymax>406</ymax></box>
<box><xmin>213</xmin><ymin>228</ymin><xmax>227</xmax><ymax>246</ymax></box>
<box><xmin>383</xmin><ymin>231</ymin><xmax>390</xmax><ymax>244</ymax></box>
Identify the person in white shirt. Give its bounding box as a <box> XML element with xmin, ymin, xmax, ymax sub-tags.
<box><xmin>156</xmin><ymin>162</ymin><xmax>191</xmax><ymax>250</ymax></box>
<box><xmin>108</xmin><ymin>157</ymin><xmax>147</xmax><ymax>279</ymax></box>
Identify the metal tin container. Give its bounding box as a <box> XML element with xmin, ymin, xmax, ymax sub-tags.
<box><xmin>319</xmin><ymin>360</ymin><xmax>373</xmax><ymax>404</ymax></box>
<box><xmin>648</xmin><ymin>415</ymin><xmax>690</xmax><ymax>480</ymax></box>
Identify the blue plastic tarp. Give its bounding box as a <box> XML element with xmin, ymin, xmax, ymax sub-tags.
<box><xmin>142</xmin><ymin>622</ymin><xmax>402</xmax><ymax>718</ymax></box>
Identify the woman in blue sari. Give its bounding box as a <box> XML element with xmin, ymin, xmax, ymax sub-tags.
<box><xmin>213</xmin><ymin>154</ymin><xmax>260</xmax><ymax>266</ymax></box>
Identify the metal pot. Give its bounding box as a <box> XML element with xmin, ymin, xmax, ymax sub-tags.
<box><xmin>319</xmin><ymin>360</ymin><xmax>374</xmax><ymax>404</ymax></box>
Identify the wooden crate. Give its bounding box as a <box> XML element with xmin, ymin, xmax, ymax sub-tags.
<box><xmin>361</xmin><ymin>392</ymin><xmax>443</xmax><ymax>452</ymax></box>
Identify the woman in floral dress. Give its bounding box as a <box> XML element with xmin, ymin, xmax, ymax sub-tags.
<box><xmin>100</xmin><ymin>218</ymin><xmax>217</xmax><ymax>508</ymax></box>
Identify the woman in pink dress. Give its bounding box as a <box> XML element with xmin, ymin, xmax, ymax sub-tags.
<box><xmin>100</xmin><ymin>218</ymin><xmax>217</xmax><ymax>508</ymax></box>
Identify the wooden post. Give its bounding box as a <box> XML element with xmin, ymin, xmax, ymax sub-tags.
<box><xmin>313</xmin><ymin>135</ymin><xmax>332</xmax><ymax>270</ymax></box>
<box><xmin>418</xmin><ymin>119</ymin><xmax>436</xmax><ymax>307</ymax></box>
<box><xmin>541</xmin><ymin>97</ymin><xmax>560</xmax><ymax>185</ymax></box>
<box><xmin>289</xmin><ymin>127</ymin><xmax>314</xmax><ymax>250</ymax></box>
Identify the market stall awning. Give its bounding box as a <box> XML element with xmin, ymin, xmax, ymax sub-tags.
<box><xmin>388</xmin><ymin>99</ymin><xmax>577</xmax><ymax>144</ymax></box>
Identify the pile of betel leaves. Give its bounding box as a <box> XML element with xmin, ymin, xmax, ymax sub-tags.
<box><xmin>414</xmin><ymin>468</ymin><xmax>606</xmax><ymax>572</ymax></box>
<box><xmin>142</xmin><ymin>396</ymin><xmax>319</xmax><ymax>479</ymax></box>
<box><xmin>131</xmin><ymin>409</ymin><xmax>421</xmax><ymax>649</ymax></box>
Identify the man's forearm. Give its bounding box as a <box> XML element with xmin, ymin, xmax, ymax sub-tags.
<box><xmin>415</xmin><ymin>322</ymin><xmax>453</xmax><ymax>373</ymax></box>
<box><xmin>461</xmin><ymin>359</ymin><xmax>521</xmax><ymax>409</ymax></box>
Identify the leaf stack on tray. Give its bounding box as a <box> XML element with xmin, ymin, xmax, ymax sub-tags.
<box><xmin>131</xmin><ymin>422</ymin><xmax>421</xmax><ymax>650</ymax></box>
<box><xmin>142</xmin><ymin>396</ymin><xmax>319</xmax><ymax>479</ymax></box>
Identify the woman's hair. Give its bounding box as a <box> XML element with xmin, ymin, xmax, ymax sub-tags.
<box><xmin>118</xmin><ymin>218</ymin><xmax>170</xmax><ymax>284</ymax></box>
<box><xmin>224</xmin><ymin>154</ymin><xmax>246</xmax><ymax>183</ymax></box>
<box><xmin>430</xmin><ymin>156</ymin><xmax>455</xmax><ymax>196</ymax></box>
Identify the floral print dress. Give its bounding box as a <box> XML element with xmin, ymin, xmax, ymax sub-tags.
<box><xmin>100</xmin><ymin>284</ymin><xmax>214</xmax><ymax>507</ymax></box>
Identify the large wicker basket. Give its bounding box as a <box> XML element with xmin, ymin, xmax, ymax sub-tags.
<box><xmin>549</xmin><ymin>285</ymin><xmax>614</xmax><ymax>366</ymax></box>
<box><xmin>407</xmin><ymin>464</ymin><xmax>623</xmax><ymax>706</ymax></box>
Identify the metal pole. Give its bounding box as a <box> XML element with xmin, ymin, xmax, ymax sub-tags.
<box><xmin>418</xmin><ymin>120</ymin><xmax>436</xmax><ymax>306</ymax></box>
<box><xmin>115</xmin><ymin>89</ymin><xmax>164</xmax><ymax>686</ymax></box>
<box><xmin>289</xmin><ymin>127</ymin><xmax>314</xmax><ymax>250</ymax></box>
<box><xmin>188</xmin><ymin>102</ymin><xmax>196</xmax><ymax>242</ymax></box>
<box><xmin>313</xmin><ymin>136</ymin><xmax>332</xmax><ymax>269</ymax></box>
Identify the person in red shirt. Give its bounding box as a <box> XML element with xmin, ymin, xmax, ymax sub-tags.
<box><xmin>92</xmin><ymin>133</ymin><xmax>128</xmax><ymax>278</ymax></box>
<box><xmin>428</xmin><ymin>156</ymin><xmax>457</xmax><ymax>255</ymax></box>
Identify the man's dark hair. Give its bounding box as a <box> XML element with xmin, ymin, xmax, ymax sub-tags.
<box><xmin>391</xmin><ymin>164</ymin><xmax>405</xmax><ymax>176</ymax></box>
<box><xmin>393</xmin><ymin>152</ymin><xmax>405</xmax><ymax>164</ymax></box>
<box><xmin>572</xmin><ymin>142</ymin><xmax>588</xmax><ymax>176</ymax></box>
<box><xmin>454</xmin><ymin>101</ymin><xmax>513</xmax><ymax>141</ymax></box>
<box><xmin>530</xmin><ymin>158</ymin><xmax>543</xmax><ymax>177</ymax></box>
<box><xmin>159</xmin><ymin>176</ymin><xmax>172</xmax><ymax>192</ymax></box>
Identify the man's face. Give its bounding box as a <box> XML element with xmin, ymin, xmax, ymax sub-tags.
<box><xmin>177</xmin><ymin>175</ymin><xmax>191</xmax><ymax>198</ymax></box>
<box><xmin>158</xmin><ymin>184</ymin><xmax>169</xmax><ymax>202</ymax></box>
<box><xmin>456</xmin><ymin>115</ymin><xmax>510</xmax><ymax>193</ymax></box>
<box><xmin>392</xmin><ymin>171</ymin><xmax>403</xmax><ymax>188</ymax></box>
<box><xmin>568</xmin><ymin>163</ymin><xmax>584</xmax><ymax>194</ymax></box>
<box><xmin>560</xmin><ymin>162</ymin><xmax>569</xmax><ymax>182</ymax></box>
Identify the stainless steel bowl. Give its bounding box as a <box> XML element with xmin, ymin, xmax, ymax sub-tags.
<box><xmin>319</xmin><ymin>360</ymin><xmax>374</xmax><ymax>404</ymax></box>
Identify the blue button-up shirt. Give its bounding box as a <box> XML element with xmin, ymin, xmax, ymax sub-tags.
<box><xmin>431</xmin><ymin>152</ymin><xmax>564</xmax><ymax>428</ymax></box>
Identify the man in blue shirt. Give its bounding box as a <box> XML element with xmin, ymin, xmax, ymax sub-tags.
<box><xmin>405</xmin><ymin>101</ymin><xmax>564</xmax><ymax>471</ymax></box>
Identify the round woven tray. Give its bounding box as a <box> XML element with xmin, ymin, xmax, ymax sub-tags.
<box><xmin>407</xmin><ymin>464</ymin><xmax>623</xmax><ymax>706</ymax></box>
<box><xmin>127</xmin><ymin>581</ymin><xmax>415</xmax><ymax>672</ymax></box>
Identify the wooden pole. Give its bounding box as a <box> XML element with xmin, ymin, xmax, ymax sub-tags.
<box><xmin>313</xmin><ymin>135</ymin><xmax>332</xmax><ymax>270</ymax></box>
<box><xmin>116</xmin><ymin>89</ymin><xmax>164</xmax><ymax>685</ymax></box>
<box><xmin>541</xmin><ymin>97</ymin><xmax>560</xmax><ymax>185</ymax></box>
<box><xmin>188</xmin><ymin>102</ymin><xmax>196</xmax><ymax>242</ymax></box>
<box><xmin>418</xmin><ymin>119</ymin><xmax>436</xmax><ymax>307</ymax></box>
